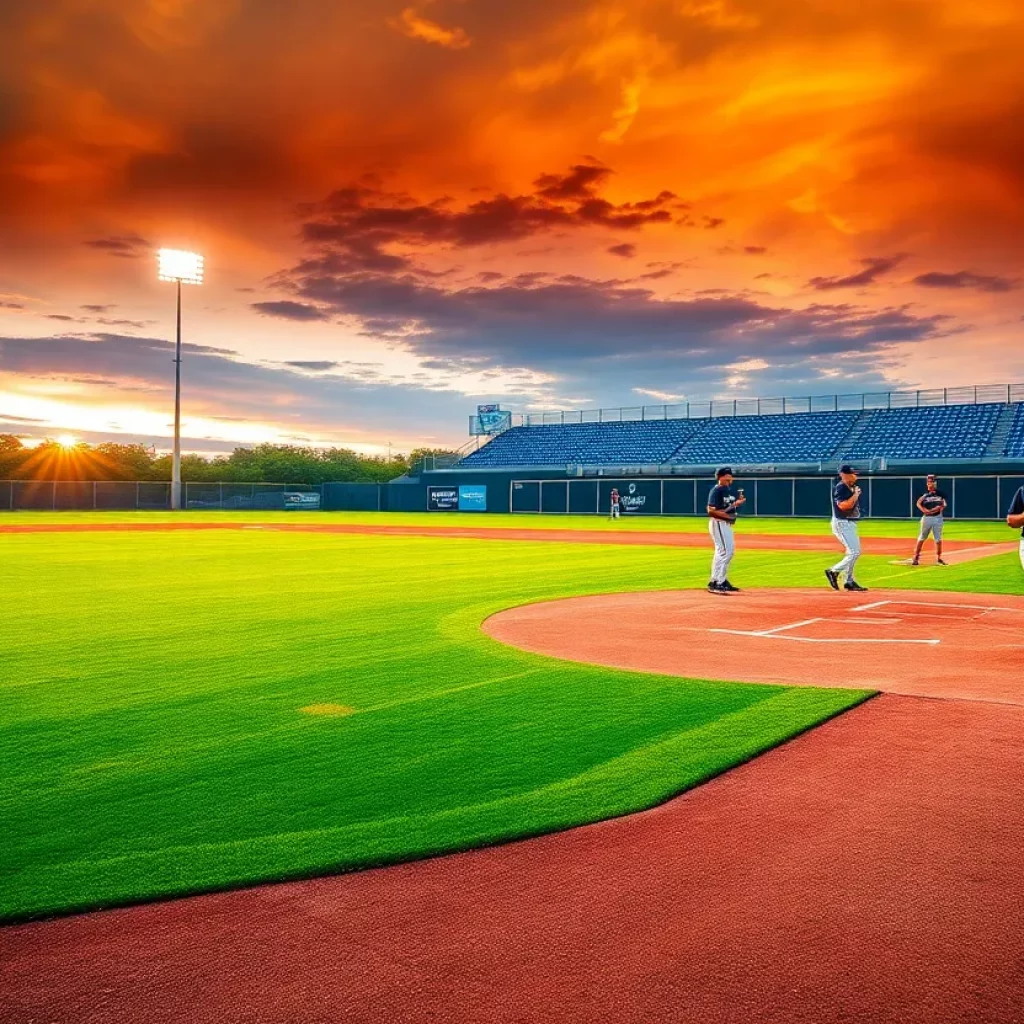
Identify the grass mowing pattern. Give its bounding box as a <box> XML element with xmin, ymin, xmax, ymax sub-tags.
<box><xmin>4</xmin><ymin>519</ymin><xmax>1014</xmax><ymax>921</ymax></box>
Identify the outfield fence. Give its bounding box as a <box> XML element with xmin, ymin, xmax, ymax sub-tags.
<box><xmin>0</xmin><ymin>481</ymin><xmax>323</xmax><ymax>512</ymax></box>
<box><xmin>510</xmin><ymin>473</ymin><xmax>1024</xmax><ymax>520</ymax></box>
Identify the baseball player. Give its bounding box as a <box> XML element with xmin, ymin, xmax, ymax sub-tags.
<box><xmin>912</xmin><ymin>474</ymin><xmax>947</xmax><ymax>565</ymax></box>
<box><xmin>609</xmin><ymin>487</ymin><xmax>621</xmax><ymax>520</ymax></box>
<box><xmin>1007</xmin><ymin>484</ymin><xmax>1024</xmax><ymax>571</ymax></box>
<box><xmin>825</xmin><ymin>464</ymin><xmax>868</xmax><ymax>592</ymax></box>
<box><xmin>707</xmin><ymin>467</ymin><xmax>745</xmax><ymax>593</ymax></box>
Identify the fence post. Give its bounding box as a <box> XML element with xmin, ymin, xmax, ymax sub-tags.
<box><xmin>93</xmin><ymin>481</ymin><xmax>97</xmax><ymax>510</ymax></box>
<box><xmin>52</xmin><ymin>481</ymin><xmax>56</xmax><ymax>511</ymax></box>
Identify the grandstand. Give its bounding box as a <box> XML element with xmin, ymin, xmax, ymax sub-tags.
<box><xmin>459</xmin><ymin>385</ymin><xmax>1024</xmax><ymax>470</ymax></box>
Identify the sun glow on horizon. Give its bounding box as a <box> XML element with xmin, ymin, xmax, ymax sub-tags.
<box><xmin>55</xmin><ymin>434</ymin><xmax>78</xmax><ymax>448</ymax></box>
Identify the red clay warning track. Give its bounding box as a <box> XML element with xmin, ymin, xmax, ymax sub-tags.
<box><xmin>484</xmin><ymin>588</ymin><xmax>1024</xmax><ymax>705</ymax></box>
<box><xmin>2</xmin><ymin>694</ymin><xmax>1022</xmax><ymax>1024</ymax></box>
<box><xmin>0</xmin><ymin>519</ymin><xmax>1016</xmax><ymax>560</ymax></box>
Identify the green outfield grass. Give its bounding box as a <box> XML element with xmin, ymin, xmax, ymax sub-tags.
<box><xmin>0</xmin><ymin>508</ymin><xmax>1014</xmax><ymax>541</ymax></box>
<box><xmin>1</xmin><ymin>522</ymin><xmax>1019</xmax><ymax>922</ymax></box>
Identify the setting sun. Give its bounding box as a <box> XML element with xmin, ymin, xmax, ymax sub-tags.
<box><xmin>55</xmin><ymin>434</ymin><xmax>78</xmax><ymax>448</ymax></box>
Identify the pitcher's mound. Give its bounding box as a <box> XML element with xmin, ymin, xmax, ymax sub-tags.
<box><xmin>484</xmin><ymin>589</ymin><xmax>1024</xmax><ymax>705</ymax></box>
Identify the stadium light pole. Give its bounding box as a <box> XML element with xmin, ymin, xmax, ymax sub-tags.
<box><xmin>157</xmin><ymin>249</ymin><xmax>204</xmax><ymax>510</ymax></box>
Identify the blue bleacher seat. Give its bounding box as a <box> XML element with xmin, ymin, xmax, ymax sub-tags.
<box><xmin>842</xmin><ymin>404</ymin><xmax>1003</xmax><ymax>460</ymax></box>
<box><xmin>458</xmin><ymin>401</ymin><xmax>1021</xmax><ymax>468</ymax></box>
<box><xmin>458</xmin><ymin>418</ymin><xmax>704</xmax><ymax>468</ymax></box>
<box><xmin>1003</xmin><ymin>404</ymin><xmax>1024</xmax><ymax>457</ymax></box>
<box><xmin>669</xmin><ymin>412</ymin><xmax>859</xmax><ymax>465</ymax></box>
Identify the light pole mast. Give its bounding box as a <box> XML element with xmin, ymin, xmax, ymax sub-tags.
<box><xmin>172</xmin><ymin>278</ymin><xmax>182</xmax><ymax>511</ymax></box>
<box><xmin>157</xmin><ymin>249</ymin><xmax>204</xmax><ymax>511</ymax></box>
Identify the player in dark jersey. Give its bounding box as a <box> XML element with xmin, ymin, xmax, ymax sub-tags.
<box><xmin>707</xmin><ymin>467</ymin><xmax>746</xmax><ymax>593</ymax></box>
<box><xmin>1007</xmin><ymin>484</ymin><xmax>1024</xmax><ymax>572</ymax></box>
<box><xmin>912</xmin><ymin>474</ymin><xmax>948</xmax><ymax>565</ymax></box>
<box><xmin>609</xmin><ymin>487</ymin><xmax>621</xmax><ymax>520</ymax></box>
<box><xmin>825</xmin><ymin>464</ymin><xmax>868</xmax><ymax>592</ymax></box>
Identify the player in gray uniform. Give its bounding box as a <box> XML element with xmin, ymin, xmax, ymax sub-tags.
<box><xmin>912</xmin><ymin>474</ymin><xmax>947</xmax><ymax>565</ymax></box>
<box><xmin>1007</xmin><ymin>485</ymin><xmax>1024</xmax><ymax>571</ymax></box>
<box><xmin>707</xmin><ymin>467</ymin><xmax>746</xmax><ymax>593</ymax></box>
<box><xmin>825</xmin><ymin>464</ymin><xmax>868</xmax><ymax>592</ymax></box>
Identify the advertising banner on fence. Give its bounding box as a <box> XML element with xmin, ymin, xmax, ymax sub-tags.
<box><xmin>283</xmin><ymin>492</ymin><xmax>322</xmax><ymax>510</ymax></box>
<box><xmin>427</xmin><ymin>486</ymin><xmax>460</xmax><ymax>511</ymax></box>
<box><xmin>427</xmin><ymin>485</ymin><xmax>488</xmax><ymax>511</ymax></box>
<box><xmin>599</xmin><ymin>480</ymin><xmax>662</xmax><ymax>515</ymax></box>
<box><xmin>458</xmin><ymin>485</ymin><xmax>487</xmax><ymax>511</ymax></box>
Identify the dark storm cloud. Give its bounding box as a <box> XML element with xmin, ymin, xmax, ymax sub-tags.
<box><xmin>281</xmin><ymin>258</ymin><xmax>953</xmax><ymax>382</ymax></box>
<box><xmin>82</xmin><ymin>234</ymin><xmax>151</xmax><ymax>258</ymax></box>
<box><xmin>534</xmin><ymin>163</ymin><xmax>610</xmax><ymax>200</ymax></box>
<box><xmin>911</xmin><ymin>270</ymin><xmax>1019</xmax><ymax>293</ymax></box>
<box><xmin>252</xmin><ymin>300</ymin><xmax>331</xmax><ymax>321</ymax></box>
<box><xmin>294</xmin><ymin>166</ymin><xmax>678</xmax><ymax>276</ymax></box>
<box><xmin>807</xmin><ymin>255</ymin><xmax>906</xmax><ymax>291</ymax></box>
<box><xmin>608</xmin><ymin>243</ymin><xmax>637</xmax><ymax>259</ymax></box>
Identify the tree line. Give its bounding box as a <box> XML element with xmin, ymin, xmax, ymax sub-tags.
<box><xmin>0</xmin><ymin>435</ymin><xmax>458</xmax><ymax>484</ymax></box>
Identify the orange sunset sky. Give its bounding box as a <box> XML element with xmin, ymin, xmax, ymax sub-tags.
<box><xmin>1</xmin><ymin>0</ymin><xmax>1022</xmax><ymax>455</ymax></box>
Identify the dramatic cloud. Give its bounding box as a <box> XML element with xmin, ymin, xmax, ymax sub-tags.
<box><xmin>82</xmin><ymin>235</ymin><xmax>151</xmax><ymax>259</ymax></box>
<box><xmin>911</xmin><ymin>271</ymin><xmax>1019</xmax><ymax>293</ymax></box>
<box><xmin>387</xmin><ymin>5</ymin><xmax>471</xmax><ymax>49</ymax></box>
<box><xmin>808</xmin><ymin>256</ymin><xmax>906</xmax><ymax>291</ymax></box>
<box><xmin>3</xmin><ymin>0</ymin><xmax>1024</xmax><ymax>446</ymax></box>
<box><xmin>293</xmin><ymin>165</ymin><xmax>678</xmax><ymax>276</ymax></box>
<box><xmin>252</xmin><ymin>300</ymin><xmax>331</xmax><ymax>321</ymax></box>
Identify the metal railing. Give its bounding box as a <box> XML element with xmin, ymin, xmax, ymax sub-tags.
<box><xmin>477</xmin><ymin>383</ymin><xmax>1024</xmax><ymax>430</ymax></box>
<box><xmin>0</xmin><ymin>481</ymin><xmax>323</xmax><ymax>512</ymax></box>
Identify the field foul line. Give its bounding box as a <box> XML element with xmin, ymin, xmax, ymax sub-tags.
<box><xmin>707</xmin><ymin>629</ymin><xmax>940</xmax><ymax>645</ymax></box>
<box><xmin>829</xmin><ymin>617</ymin><xmax>902</xmax><ymax>625</ymax></box>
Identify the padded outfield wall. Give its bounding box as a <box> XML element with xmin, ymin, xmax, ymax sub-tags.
<box><xmin>323</xmin><ymin>467</ymin><xmax>1024</xmax><ymax>519</ymax></box>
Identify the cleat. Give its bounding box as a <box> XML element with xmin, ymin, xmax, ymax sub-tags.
<box><xmin>911</xmin><ymin>559</ymin><xmax>919</xmax><ymax>566</ymax></box>
<box><xmin>937</xmin><ymin>558</ymin><xmax>947</xmax><ymax>566</ymax></box>
<box><xmin>844</xmin><ymin>581</ymin><xmax>869</xmax><ymax>592</ymax></box>
<box><xmin>720</xmin><ymin>580</ymin><xmax>741</xmax><ymax>592</ymax></box>
<box><xmin>707</xmin><ymin>581</ymin><xmax>723</xmax><ymax>593</ymax></box>
<box><xmin>824</xmin><ymin>569</ymin><xmax>840</xmax><ymax>591</ymax></box>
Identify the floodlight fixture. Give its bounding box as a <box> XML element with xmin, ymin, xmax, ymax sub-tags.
<box><xmin>157</xmin><ymin>248</ymin><xmax>205</xmax><ymax>510</ymax></box>
<box><xmin>157</xmin><ymin>248</ymin><xmax>204</xmax><ymax>286</ymax></box>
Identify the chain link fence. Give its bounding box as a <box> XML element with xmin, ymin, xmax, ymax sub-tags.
<box><xmin>0</xmin><ymin>481</ymin><xmax>323</xmax><ymax>511</ymax></box>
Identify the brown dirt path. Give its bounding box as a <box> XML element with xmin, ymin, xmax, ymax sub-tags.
<box><xmin>484</xmin><ymin>589</ymin><xmax>1024</xmax><ymax>705</ymax></box>
<box><xmin>0</xmin><ymin>518</ymin><xmax>1016</xmax><ymax>559</ymax></box>
<box><xmin>2</xmin><ymin>694</ymin><xmax>1022</xmax><ymax>1024</ymax></box>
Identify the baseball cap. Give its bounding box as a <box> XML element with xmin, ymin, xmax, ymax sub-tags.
<box><xmin>716</xmin><ymin>466</ymin><xmax>733</xmax><ymax>478</ymax></box>
<box><xmin>926</xmin><ymin>473</ymin><xmax>937</xmax><ymax>480</ymax></box>
<box><xmin>839</xmin><ymin>464</ymin><xmax>854</xmax><ymax>474</ymax></box>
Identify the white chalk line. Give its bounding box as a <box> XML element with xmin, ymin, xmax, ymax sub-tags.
<box><xmin>708</xmin><ymin>628</ymin><xmax>940</xmax><ymax>645</ymax></box>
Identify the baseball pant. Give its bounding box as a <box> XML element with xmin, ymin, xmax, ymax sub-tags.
<box><xmin>918</xmin><ymin>516</ymin><xmax>944</xmax><ymax>542</ymax></box>
<box><xmin>830</xmin><ymin>517</ymin><xmax>861</xmax><ymax>579</ymax></box>
<box><xmin>709</xmin><ymin>518</ymin><xmax>735</xmax><ymax>583</ymax></box>
<box><xmin>1020</xmin><ymin>536</ymin><xmax>1024</xmax><ymax>572</ymax></box>
<box><xmin>610</xmin><ymin>502</ymin><xmax>620</xmax><ymax>519</ymax></box>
